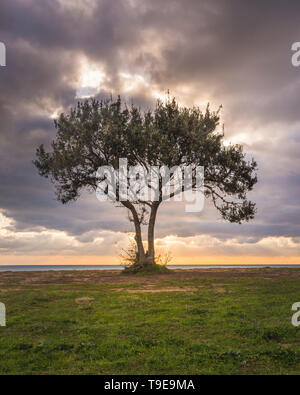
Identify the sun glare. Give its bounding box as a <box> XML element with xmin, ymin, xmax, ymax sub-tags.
<box><xmin>75</xmin><ymin>58</ymin><xmax>106</xmax><ymax>99</ymax></box>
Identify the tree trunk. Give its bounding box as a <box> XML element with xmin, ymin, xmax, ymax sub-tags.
<box><xmin>132</xmin><ymin>211</ymin><xmax>146</xmax><ymax>265</ymax></box>
<box><xmin>122</xmin><ymin>201</ymin><xmax>160</xmax><ymax>267</ymax></box>
<box><xmin>147</xmin><ymin>202</ymin><xmax>159</xmax><ymax>265</ymax></box>
<box><xmin>121</xmin><ymin>201</ymin><xmax>145</xmax><ymax>265</ymax></box>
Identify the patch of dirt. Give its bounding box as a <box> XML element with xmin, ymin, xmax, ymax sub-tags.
<box><xmin>75</xmin><ymin>297</ymin><xmax>95</xmax><ymax>303</ymax></box>
<box><xmin>212</xmin><ymin>284</ymin><xmax>226</xmax><ymax>293</ymax></box>
<box><xmin>0</xmin><ymin>288</ymin><xmax>22</xmax><ymax>293</ymax></box>
<box><xmin>280</xmin><ymin>343</ymin><xmax>298</xmax><ymax>348</ymax></box>
<box><xmin>125</xmin><ymin>287</ymin><xmax>198</xmax><ymax>293</ymax></box>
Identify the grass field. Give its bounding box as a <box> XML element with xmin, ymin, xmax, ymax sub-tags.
<box><xmin>0</xmin><ymin>268</ymin><xmax>300</xmax><ymax>374</ymax></box>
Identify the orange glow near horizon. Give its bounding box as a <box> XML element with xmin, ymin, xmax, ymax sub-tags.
<box><xmin>1</xmin><ymin>255</ymin><xmax>300</xmax><ymax>266</ymax></box>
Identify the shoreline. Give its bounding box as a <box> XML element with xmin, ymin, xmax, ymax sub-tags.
<box><xmin>1</xmin><ymin>264</ymin><xmax>300</xmax><ymax>273</ymax></box>
<box><xmin>1</xmin><ymin>267</ymin><xmax>300</xmax><ymax>286</ymax></box>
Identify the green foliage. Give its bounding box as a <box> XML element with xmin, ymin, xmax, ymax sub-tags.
<box><xmin>34</xmin><ymin>96</ymin><xmax>258</xmax><ymax>223</ymax></box>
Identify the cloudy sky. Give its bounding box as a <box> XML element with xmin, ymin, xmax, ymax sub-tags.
<box><xmin>1</xmin><ymin>0</ymin><xmax>300</xmax><ymax>265</ymax></box>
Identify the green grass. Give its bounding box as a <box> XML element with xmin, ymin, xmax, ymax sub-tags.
<box><xmin>1</xmin><ymin>272</ymin><xmax>300</xmax><ymax>374</ymax></box>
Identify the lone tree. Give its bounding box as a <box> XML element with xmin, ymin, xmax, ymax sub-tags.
<box><xmin>34</xmin><ymin>97</ymin><xmax>257</xmax><ymax>269</ymax></box>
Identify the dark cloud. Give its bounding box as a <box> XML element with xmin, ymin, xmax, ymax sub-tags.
<box><xmin>0</xmin><ymin>0</ymin><xmax>300</xmax><ymax>257</ymax></box>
